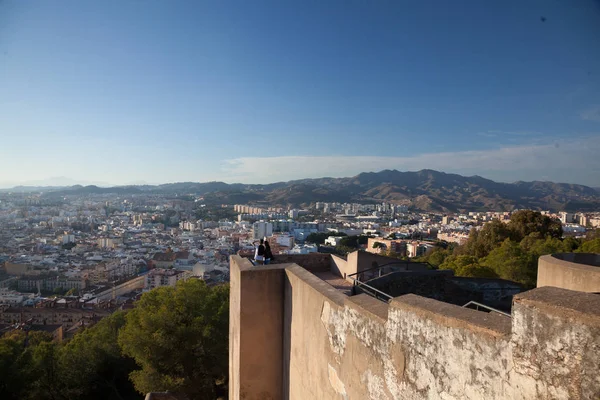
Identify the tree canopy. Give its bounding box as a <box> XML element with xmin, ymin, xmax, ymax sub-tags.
<box><xmin>417</xmin><ymin>210</ymin><xmax>597</xmax><ymax>288</ymax></box>
<box><xmin>305</xmin><ymin>231</ymin><xmax>346</xmax><ymax>245</ymax></box>
<box><xmin>508</xmin><ymin>210</ymin><xmax>562</xmax><ymax>240</ymax></box>
<box><xmin>119</xmin><ymin>279</ymin><xmax>229</xmax><ymax>399</ymax></box>
<box><xmin>0</xmin><ymin>316</ymin><xmax>139</xmax><ymax>400</ymax></box>
<box><xmin>0</xmin><ymin>280</ymin><xmax>230</xmax><ymax>400</ymax></box>
<box><xmin>579</xmin><ymin>238</ymin><xmax>600</xmax><ymax>253</ymax></box>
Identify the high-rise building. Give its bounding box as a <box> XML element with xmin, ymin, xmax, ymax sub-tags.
<box><xmin>559</xmin><ymin>212</ymin><xmax>574</xmax><ymax>224</ymax></box>
<box><xmin>252</xmin><ymin>221</ymin><xmax>273</xmax><ymax>240</ymax></box>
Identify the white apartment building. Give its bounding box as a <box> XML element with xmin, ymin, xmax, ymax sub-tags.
<box><xmin>407</xmin><ymin>242</ymin><xmax>435</xmax><ymax>258</ymax></box>
<box><xmin>252</xmin><ymin>221</ymin><xmax>273</xmax><ymax>240</ymax></box>
<box><xmin>62</xmin><ymin>234</ymin><xmax>75</xmax><ymax>244</ymax></box>
<box><xmin>324</xmin><ymin>236</ymin><xmax>345</xmax><ymax>247</ymax></box>
<box><xmin>145</xmin><ymin>268</ymin><xmax>190</xmax><ymax>290</ymax></box>
<box><xmin>271</xmin><ymin>234</ymin><xmax>294</xmax><ymax>248</ymax></box>
<box><xmin>282</xmin><ymin>244</ymin><xmax>318</xmax><ymax>255</ymax></box>
<box><xmin>559</xmin><ymin>212</ymin><xmax>575</xmax><ymax>224</ymax></box>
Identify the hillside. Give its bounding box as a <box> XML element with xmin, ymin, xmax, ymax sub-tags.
<box><xmin>28</xmin><ymin>170</ymin><xmax>600</xmax><ymax>212</ymax></box>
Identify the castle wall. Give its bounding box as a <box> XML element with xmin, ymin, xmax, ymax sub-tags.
<box><xmin>538</xmin><ymin>253</ymin><xmax>600</xmax><ymax>292</ymax></box>
<box><xmin>230</xmin><ymin>256</ymin><xmax>600</xmax><ymax>400</ymax></box>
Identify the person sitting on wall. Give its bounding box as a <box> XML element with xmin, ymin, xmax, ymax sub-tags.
<box><xmin>264</xmin><ymin>240</ymin><xmax>274</xmax><ymax>265</ymax></box>
<box><xmin>253</xmin><ymin>239</ymin><xmax>265</xmax><ymax>265</ymax></box>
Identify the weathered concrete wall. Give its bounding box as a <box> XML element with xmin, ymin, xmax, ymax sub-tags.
<box><xmin>272</xmin><ymin>253</ymin><xmax>331</xmax><ymax>272</ymax></box>
<box><xmin>284</xmin><ymin>265</ymin><xmax>393</xmax><ymax>400</ymax></box>
<box><xmin>230</xmin><ymin>256</ymin><xmax>600</xmax><ymax>400</ymax></box>
<box><xmin>511</xmin><ymin>287</ymin><xmax>600</xmax><ymax>399</ymax></box>
<box><xmin>229</xmin><ymin>256</ymin><xmax>286</xmax><ymax>400</ymax></box>
<box><xmin>362</xmin><ymin>272</ymin><xmax>521</xmax><ymax>310</ymax></box>
<box><xmin>349</xmin><ymin>251</ymin><xmax>430</xmax><ymax>281</ymax></box>
<box><xmin>286</xmin><ymin>265</ymin><xmax>514</xmax><ymax>400</ymax></box>
<box><xmin>348</xmin><ymin>251</ymin><xmax>398</xmax><ymax>275</ymax></box>
<box><xmin>537</xmin><ymin>253</ymin><xmax>600</xmax><ymax>292</ymax></box>
<box><xmin>331</xmin><ymin>251</ymin><xmax>398</xmax><ymax>281</ymax></box>
<box><xmin>229</xmin><ymin>256</ymin><xmax>243</xmax><ymax>400</ymax></box>
<box><xmin>449</xmin><ymin>277</ymin><xmax>522</xmax><ymax>304</ymax></box>
<box><xmin>330</xmin><ymin>254</ymin><xmax>349</xmax><ymax>278</ymax></box>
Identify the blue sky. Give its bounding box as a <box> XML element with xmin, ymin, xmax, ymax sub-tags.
<box><xmin>1</xmin><ymin>0</ymin><xmax>599</xmax><ymax>187</ymax></box>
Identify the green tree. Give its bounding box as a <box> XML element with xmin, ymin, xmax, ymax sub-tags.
<box><xmin>305</xmin><ymin>232</ymin><xmax>346</xmax><ymax>245</ymax></box>
<box><xmin>455</xmin><ymin>263</ymin><xmax>498</xmax><ymax>278</ymax></box>
<box><xmin>0</xmin><ymin>330</ymin><xmax>61</xmax><ymax>400</ymax></box>
<box><xmin>585</xmin><ymin>229</ymin><xmax>600</xmax><ymax>241</ymax></box>
<box><xmin>527</xmin><ymin>236</ymin><xmax>568</xmax><ymax>259</ymax></box>
<box><xmin>59</xmin><ymin>311</ymin><xmax>139</xmax><ymax>400</ymax></box>
<box><xmin>27</xmin><ymin>340</ymin><xmax>64</xmax><ymax>400</ymax></box>
<box><xmin>561</xmin><ymin>236</ymin><xmax>581</xmax><ymax>252</ymax></box>
<box><xmin>440</xmin><ymin>253</ymin><xmax>498</xmax><ymax>278</ymax></box>
<box><xmin>0</xmin><ymin>331</ymin><xmax>30</xmax><ymax>400</ymax></box>
<box><xmin>339</xmin><ymin>235</ymin><xmax>370</xmax><ymax>249</ymax></box>
<box><xmin>459</xmin><ymin>220</ymin><xmax>516</xmax><ymax>259</ymax></box>
<box><xmin>578</xmin><ymin>238</ymin><xmax>600</xmax><ymax>253</ymax></box>
<box><xmin>440</xmin><ymin>255</ymin><xmax>480</xmax><ymax>272</ymax></box>
<box><xmin>508</xmin><ymin>210</ymin><xmax>562</xmax><ymax>240</ymax></box>
<box><xmin>305</xmin><ymin>232</ymin><xmax>330</xmax><ymax>245</ymax></box>
<box><xmin>384</xmin><ymin>248</ymin><xmax>407</xmax><ymax>260</ymax></box>
<box><xmin>339</xmin><ymin>236</ymin><xmax>359</xmax><ymax>248</ymax></box>
<box><xmin>357</xmin><ymin>235</ymin><xmax>371</xmax><ymax>245</ymax></box>
<box><xmin>334</xmin><ymin>245</ymin><xmax>356</xmax><ymax>255</ymax></box>
<box><xmin>118</xmin><ymin>280</ymin><xmax>229</xmax><ymax>399</ymax></box>
<box><xmin>418</xmin><ymin>247</ymin><xmax>450</xmax><ymax>267</ymax></box>
<box><xmin>372</xmin><ymin>241</ymin><xmax>385</xmax><ymax>249</ymax></box>
<box><xmin>483</xmin><ymin>239</ymin><xmax>536</xmax><ymax>287</ymax></box>
<box><xmin>518</xmin><ymin>232</ymin><xmax>544</xmax><ymax>253</ymax></box>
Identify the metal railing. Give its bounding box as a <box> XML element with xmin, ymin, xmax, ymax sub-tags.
<box><xmin>348</xmin><ymin>276</ymin><xmax>393</xmax><ymax>302</ymax></box>
<box><xmin>347</xmin><ymin>260</ymin><xmax>436</xmax><ymax>283</ymax></box>
<box><xmin>346</xmin><ymin>260</ymin><xmax>436</xmax><ymax>302</ymax></box>
<box><xmin>462</xmin><ymin>301</ymin><xmax>511</xmax><ymax>317</ymax></box>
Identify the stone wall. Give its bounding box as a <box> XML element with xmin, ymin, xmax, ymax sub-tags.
<box><xmin>449</xmin><ymin>277</ymin><xmax>523</xmax><ymax>308</ymax></box>
<box><xmin>361</xmin><ymin>271</ymin><xmax>521</xmax><ymax>310</ymax></box>
<box><xmin>271</xmin><ymin>253</ymin><xmax>331</xmax><ymax>272</ymax></box>
<box><xmin>347</xmin><ymin>251</ymin><xmax>403</xmax><ymax>276</ymax></box>
<box><xmin>330</xmin><ymin>254</ymin><xmax>350</xmax><ymax>279</ymax></box>
<box><xmin>229</xmin><ymin>257</ymin><xmax>288</xmax><ymax>400</ymax></box>
<box><xmin>538</xmin><ymin>253</ymin><xmax>600</xmax><ymax>292</ymax></box>
<box><xmin>229</xmin><ymin>256</ymin><xmax>600</xmax><ymax>400</ymax></box>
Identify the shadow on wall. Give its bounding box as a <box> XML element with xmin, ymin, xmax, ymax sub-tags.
<box><xmin>358</xmin><ymin>270</ymin><xmax>522</xmax><ymax>312</ymax></box>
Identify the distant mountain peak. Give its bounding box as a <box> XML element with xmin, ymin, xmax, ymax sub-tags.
<box><xmin>6</xmin><ymin>169</ymin><xmax>599</xmax><ymax>212</ymax></box>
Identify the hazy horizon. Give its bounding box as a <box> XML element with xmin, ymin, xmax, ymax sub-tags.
<box><xmin>2</xmin><ymin>167</ymin><xmax>600</xmax><ymax>190</ymax></box>
<box><xmin>1</xmin><ymin>1</ymin><xmax>599</xmax><ymax>187</ymax></box>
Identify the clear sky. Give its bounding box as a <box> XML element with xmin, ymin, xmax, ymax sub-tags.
<box><xmin>1</xmin><ymin>0</ymin><xmax>599</xmax><ymax>187</ymax></box>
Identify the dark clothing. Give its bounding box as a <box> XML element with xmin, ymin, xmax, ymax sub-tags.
<box><xmin>264</xmin><ymin>246</ymin><xmax>273</xmax><ymax>260</ymax></box>
<box><xmin>257</xmin><ymin>244</ymin><xmax>265</xmax><ymax>256</ymax></box>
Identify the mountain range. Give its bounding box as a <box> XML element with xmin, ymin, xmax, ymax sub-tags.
<box><xmin>4</xmin><ymin>170</ymin><xmax>600</xmax><ymax>212</ymax></box>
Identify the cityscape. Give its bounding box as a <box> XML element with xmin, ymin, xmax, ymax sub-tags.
<box><xmin>0</xmin><ymin>179</ymin><xmax>599</xmax><ymax>398</ymax></box>
<box><xmin>1</xmin><ymin>182</ymin><xmax>598</xmax><ymax>327</ymax></box>
<box><xmin>2</xmin><ymin>0</ymin><xmax>600</xmax><ymax>399</ymax></box>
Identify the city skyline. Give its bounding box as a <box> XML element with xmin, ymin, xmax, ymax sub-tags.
<box><xmin>1</xmin><ymin>1</ymin><xmax>600</xmax><ymax>187</ymax></box>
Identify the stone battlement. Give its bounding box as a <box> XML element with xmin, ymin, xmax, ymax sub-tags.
<box><xmin>229</xmin><ymin>255</ymin><xmax>600</xmax><ymax>400</ymax></box>
<box><xmin>538</xmin><ymin>253</ymin><xmax>600</xmax><ymax>293</ymax></box>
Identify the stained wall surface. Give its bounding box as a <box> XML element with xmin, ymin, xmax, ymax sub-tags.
<box><xmin>230</xmin><ymin>256</ymin><xmax>600</xmax><ymax>400</ymax></box>
<box><xmin>538</xmin><ymin>253</ymin><xmax>600</xmax><ymax>292</ymax></box>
